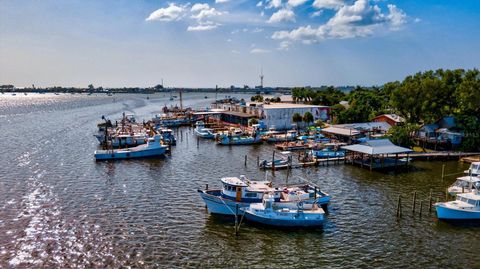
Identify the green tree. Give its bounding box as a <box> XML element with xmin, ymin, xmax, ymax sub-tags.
<box><xmin>303</xmin><ymin>112</ymin><xmax>314</xmax><ymax>127</ymax></box>
<box><xmin>388</xmin><ymin>123</ymin><xmax>418</xmax><ymax>148</ymax></box>
<box><xmin>292</xmin><ymin>112</ymin><xmax>303</xmax><ymax>129</ymax></box>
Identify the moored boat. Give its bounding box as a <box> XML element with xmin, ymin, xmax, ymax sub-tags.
<box><xmin>197</xmin><ymin>175</ymin><xmax>330</xmax><ymax>215</ymax></box>
<box><xmin>464</xmin><ymin>162</ymin><xmax>480</xmax><ymax>177</ymax></box>
<box><xmin>241</xmin><ymin>193</ymin><xmax>325</xmax><ymax>227</ymax></box>
<box><xmin>447</xmin><ymin>176</ymin><xmax>480</xmax><ymax>196</ymax></box>
<box><xmin>194</xmin><ymin>121</ymin><xmax>215</xmax><ymax>139</ymax></box>
<box><xmin>435</xmin><ymin>185</ymin><xmax>480</xmax><ymax>220</ymax></box>
<box><xmin>94</xmin><ymin>135</ymin><xmax>167</xmax><ymax>161</ymax></box>
<box><xmin>216</xmin><ymin>134</ymin><xmax>262</xmax><ymax>145</ymax></box>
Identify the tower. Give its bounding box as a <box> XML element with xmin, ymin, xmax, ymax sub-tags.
<box><xmin>259</xmin><ymin>68</ymin><xmax>264</xmax><ymax>89</ymax></box>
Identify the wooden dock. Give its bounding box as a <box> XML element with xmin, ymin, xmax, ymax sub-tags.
<box><xmin>397</xmin><ymin>152</ymin><xmax>480</xmax><ymax>161</ymax></box>
<box><xmin>460</xmin><ymin>155</ymin><xmax>480</xmax><ymax>163</ymax></box>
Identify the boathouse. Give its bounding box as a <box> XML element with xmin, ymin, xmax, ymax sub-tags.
<box><xmin>342</xmin><ymin>139</ymin><xmax>412</xmax><ymax>171</ymax></box>
<box><xmin>322</xmin><ymin>122</ymin><xmax>391</xmax><ymax>143</ymax></box>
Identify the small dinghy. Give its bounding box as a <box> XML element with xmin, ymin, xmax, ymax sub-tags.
<box><xmin>242</xmin><ymin>193</ymin><xmax>325</xmax><ymax>227</ymax></box>
<box><xmin>94</xmin><ymin>135</ymin><xmax>167</xmax><ymax>161</ymax></box>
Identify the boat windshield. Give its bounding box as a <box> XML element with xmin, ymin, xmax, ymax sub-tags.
<box><xmin>453</xmin><ymin>180</ymin><xmax>469</xmax><ymax>187</ymax></box>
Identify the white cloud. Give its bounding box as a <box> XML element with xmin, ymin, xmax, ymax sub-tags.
<box><xmin>257</xmin><ymin>1</ymin><xmax>263</xmax><ymax>7</ymax></box>
<box><xmin>216</xmin><ymin>0</ymin><xmax>230</xmax><ymax>3</ymax></box>
<box><xmin>414</xmin><ymin>17</ymin><xmax>421</xmax><ymax>23</ymax></box>
<box><xmin>288</xmin><ymin>0</ymin><xmax>308</xmax><ymax>7</ymax></box>
<box><xmin>191</xmin><ymin>3</ymin><xmax>210</xmax><ymax>12</ymax></box>
<box><xmin>310</xmin><ymin>10</ymin><xmax>323</xmax><ymax>17</ymax></box>
<box><xmin>312</xmin><ymin>0</ymin><xmax>345</xmax><ymax>10</ymax></box>
<box><xmin>250</xmin><ymin>48</ymin><xmax>270</xmax><ymax>54</ymax></box>
<box><xmin>146</xmin><ymin>3</ymin><xmax>185</xmax><ymax>22</ymax></box>
<box><xmin>252</xmin><ymin>27</ymin><xmax>264</xmax><ymax>33</ymax></box>
<box><xmin>272</xmin><ymin>0</ymin><xmax>407</xmax><ymax>42</ymax></box>
<box><xmin>192</xmin><ymin>7</ymin><xmax>225</xmax><ymax>20</ymax></box>
<box><xmin>279</xmin><ymin>41</ymin><xmax>291</xmax><ymax>50</ymax></box>
<box><xmin>187</xmin><ymin>22</ymin><xmax>220</xmax><ymax>31</ymax></box>
<box><xmin>266</xmin><ymin>0</ymin><xmax>282</xmax><ymax>9</ymax></box>
<box><xmin>268</xmin><ymin>9</ymin><xmax>296</xmax><ymax>23</ymax></box>
<box><xmin>260</xmin><ymin>11</ymin><xmax>265</xmax><ymax>16</ymax></box>
<box><xmin>387</xmin><ymin>4</ymin><xmax>406</xmax><ymax>30</ymax></box>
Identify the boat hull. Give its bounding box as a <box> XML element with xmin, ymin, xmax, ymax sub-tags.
<box><xmin>242</xmin><ymin>209</ymin><xmax>324</xmax><ymax>227</ymax></box>
<box><xmin>198</xmin><ymin>189</ymin><xmax>330</xmax><ymax>215</ymax></box>
<box><xmin>435</xmin><ymin>204</ymin><xmax>480</xmax><ymax>220</ymax></box>
<box><xmin>94</xmin><ymin>146</ymin><xmax>166</xmax><ymax>161</ymax></box>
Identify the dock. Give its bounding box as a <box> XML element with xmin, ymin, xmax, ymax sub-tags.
<box><xmin>398</xmin><ymin>152</ymin><xmax>480</xmax><ymax>161</ymax></box>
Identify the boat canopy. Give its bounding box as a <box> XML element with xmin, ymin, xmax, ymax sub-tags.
<box><xmin>220</xmin><ymin>177</ymin><xmax>248</xmax><ymax>187</ymax></box>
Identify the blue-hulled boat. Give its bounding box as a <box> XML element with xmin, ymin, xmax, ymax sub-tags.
<box><xmin>216</xmin><ymin>134</ymin><xmax>263</xmax><ymax>145</ymax></box>
<box><xmin>194</xmin><ymin>121</ymin><xmax>215</xmax><ymax>139</ymax></box>
<box><xmin>313</xmin><ymin>143</ymin><xmax>347</xmax><ymax>158</ymax></box>
<box><xmin>241</xmin><ymin>194</ymin><xmax>325</xmax><ymax>227</ymax></box>
<box><xmin>94</xmin><ymin>135</ymin><xmax>167</xmax><ymax>161</ymax></box>
<box><xmin>158</xmin><ymin>128</ymin><xmax>176</xmax><ymax>145</ymax></box>
<box><xmin>197</xmin><ymin>176</ymin><xmax>330</xmax><ymax>215</ymax></box>
<box><xmin>435</xmin><ymin>186</ymin><xmax>480</xmax><ymax>220</ymax></box>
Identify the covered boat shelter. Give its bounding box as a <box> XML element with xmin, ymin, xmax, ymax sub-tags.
<box><xmin>342</xmin><ymin>139</ymin><xmax>413</xmax><ymax>171</ymax></box>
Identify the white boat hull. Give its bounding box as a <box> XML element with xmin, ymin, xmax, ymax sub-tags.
<box><xmin>94</xmin><ymin>145</ymin><xmax>167</xmax><ymax>160</ymax></box>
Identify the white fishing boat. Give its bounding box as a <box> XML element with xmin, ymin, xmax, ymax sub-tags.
<box><xmin>265</xmin><ymin>130</ymin><xmax>298</xmax><ymax>143</ymax></box>
<box><xmin>197</xmin><ymin>175</ymin><xmax>330</xmax><ymax>215</ymax></box>
<box><xmin>464</xmin><ymin>162</ymin><xmax>480</xmax><ymax>177</ymax></box>
<box><xmin>241</xmin><ymin>193</ymin><xmax>325</xmax><ymax>227</ymax></box>
<box><xmin>259</xmin><ymin>151</ymin><xmax>292</xmax><ymax>170</ymax></box>
<box><xmin>447</xmin><ymin>176</ymin><xmax>480</xmax><ymax>196</ymax></box>
<box><xmin>94</xmin><ymin>135</ymin><xmax>167</xmax><ymax>161</ymax></box>
<box><xmin>194</xmin><ymin>121</ymin><xmax>215</xmax><ymax>139</ymax></box>
<box><xmin>435</xmin><ymin>185</ymin><xmax>480</xmax><ymax>220</ymax></box>
<box><xmin>216</xmin><ymin>134</ymin><xmax>263</xmax><ymax>145</ymax></box>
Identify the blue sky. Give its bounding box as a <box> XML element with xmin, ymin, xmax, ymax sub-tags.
<box><xmin>0</xmin><ymin>0</ymin><xmax>479</xmax><ymax>88</ymax></box>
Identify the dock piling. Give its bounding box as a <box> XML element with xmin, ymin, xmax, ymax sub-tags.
<box><xmin>197</xmin><ymin>137</ymin><xmax>199</xmax><ymax>148</ymax></box>
<box><xmin>396</xmin><ymin>195</ymin><xmax>402</xmax><ymax>218</ymax></box>
<box><xmin>244</xmin><ymin>155</ymin><xmax>247</xmax><ymax>166</ymax></box>
<box><xmin>428</xmin><ymin>189</ymin><xmax>433</xmax><ymax>213</ymax></box>
<box><xmin>257</xmin><ymin>156</ymin><xmax>260</xmax><ymax>167</ymax></box>
<box><xmin>441</xmin><ymin>164</ymin><xmax>445</xmax><ymax>181</ymax></box>
<box><xmin>235</xmin><ymin>204</ymin><xmax>239</xmax><ymax>236</ymax></box>
<box><xmin>412</xmin><ymin>191</ymin><xmax>417</xmax><ymax>214</ymax></box>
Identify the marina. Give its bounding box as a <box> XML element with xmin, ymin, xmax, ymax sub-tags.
<box><xmin>1</xmin><ymin>93</ymin><xmax>479</xmax><ymax>268</ymax></box>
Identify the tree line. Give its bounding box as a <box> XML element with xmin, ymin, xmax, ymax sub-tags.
<box><xmin>291</xmin><ymin>69</ymin><xmax>480</xmax><ymax>151</ymax></box>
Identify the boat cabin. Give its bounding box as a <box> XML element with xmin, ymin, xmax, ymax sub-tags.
<box><xmin>220</xmin><ymin>176</ymin><xmax>280</xmax><ymax>202</ymax></box>
<box><xmin>449</xmin><ymin>176</ymin><xmax>480</xmax><ymax>195</ymax></box>
<box><xmin>465</xmin><ymin>162</ymin><xmax>480</xmax><ymax>177</ymax></box>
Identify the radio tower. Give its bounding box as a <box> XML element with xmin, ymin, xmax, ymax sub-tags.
<box><xmin>259</xmin><ymin>68</ymin><xmax>264</xmax><ymax>90</ymax></box>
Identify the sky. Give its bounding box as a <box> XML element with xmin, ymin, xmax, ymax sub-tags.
<box><xmin>0</xmin><ymin>0</ymin><xmax>479</xmax><ymax>88</ymax></box>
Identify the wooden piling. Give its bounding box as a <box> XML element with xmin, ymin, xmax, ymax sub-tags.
<box><xmin>412</xmin><ymin>191</ymin><xmax>417</xmax><ymax>214</ymax></box>
<box><xmin>205</xmin><ymin>184</ymin><xmax>208</xmax><ymax>190</ymax></box>
<box><xmin>272</xmin><ymin>151</ymin><xmax>276</xmax><ymax>172</ymax></box>
<box><xmin>257</xmin><ymin>156</ymin><xmax>260</xmax><ymax>167</ymax></box>
<box><xmin>396</xmin><ymin>195</ymin><xmax>402</xmax><ymax>218</ymax></box>
<box><xmin>244</xmin><ymin>155</ymin><xmax>247</xmax><ymax>166</ymax></box>
<box><xmin>197</xmin><ymin>137</ymin><xmax>199</xmax><ymax>148</ymax></box>
<box><xmin>429</xmin><ymin>189</ymin><xmax>433</xmax><ymax>213</ymax></box>
<box><xmin>235</xmin><ymin>204</ymin><xmax>239</xmax><ymax>236</ymax></box>
<box><xmin>441</xmin><ymin>164</ymin><xmax>445</xmax><ymax>181</ymax></box>
<box><xmin>445</xmin><ymin>188</ymin><xmax>448</xmax><ymax>201</ymax></box>
<box><xmin>419</xmin><ymin>200</ymin><xmax>423</xmax><ymax>217</ymax></box>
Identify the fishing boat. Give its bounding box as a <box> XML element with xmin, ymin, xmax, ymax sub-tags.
<box><xmin>158</xmin><ymin>128</ymin><xmax>177</xmax><ymax>145</ymax></box>
<box><xmin>464</xmin><ymin>162</ymin><xmax>480</xmax><ymax>177</ymax></box>
<box><xmin>447</xmin><ymin>176</ymin><xmax>480</xmax><ymax>196</ymax></box>
<box><xmin>197</xmin><ymin>175</ymin><xmax>330</xmax><ymax>215</ymax></box>
<box><xmin>94</xmin><ymin>135</ymin><xmax>167</xmax><ymax>161</ymax></box>
<box><xmin>241</xmin><ymin>193</ymin><xmax>325</xmax><ymax>227</ymax></box>
<box><xmin>265</xmin><ymin>130</ymin><xmax>298</xmax><ymax>143</ymax></box>
<box><xmin>435</xmin><ymin>185</ymin><xmax>480</xmax><ymax>220</ymax></box>
<box><xmin>110</xmin><ymin>133</ymin><xmax>147</xmax><ymax>148</ymax></box>
<box><xmin>313</xmin><ymin>143</ymin><xmax>346</xmax><ymax>158</ymax></box>
<box><xmin>259</xmin><ymin>151</ymin><xmax>292</xmax><ymax>170</ymax></box>
<box><xmin>194</xmin><ymin>121</ymin><xmax>215</xmax><ymax>139</ymax></box>
<box><xmin>275</xmin><ymin>141</ymin><xmax>312</xmax><ymax>151</ymax></box>
<box><xmin>216</xmin><ymin>134</ymin><xmax>262</xmax><ymax>145</ymax></box>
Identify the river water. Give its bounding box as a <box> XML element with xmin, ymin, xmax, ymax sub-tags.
<box><xmin>0</xmin><ymin>93</ymin><xmax>478</xmax><ymax>268</ymax></box>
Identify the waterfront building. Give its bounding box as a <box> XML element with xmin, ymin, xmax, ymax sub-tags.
<box><xmin>211</xmin><ymin>100</ymin><xmax>330</xmax><ymax>130</ymax></box>
<box><xmin>373</xmin><ymin>114</ymin><xmax>405</xmax><ymax>126</ymax></box>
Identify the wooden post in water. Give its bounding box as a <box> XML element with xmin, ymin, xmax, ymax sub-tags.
<box><xmin>272</xmin><ymin>151</ymin><xmax>276</xmax><ymax>172</ymax></box>
<box><xmin>205</xmin><ymin>184</ymin><xmax>208</xmax><ymax>190</ymax></box>
<box><xmin>396</xmin><ymin>195</ymin><xmax>402</xmax><ymax>218</ymax></box>
<box><xmin>244</xmin><ymin>155</ymin><xmax>247</xmax><ymax>166</ymax></box>
<box><xmin>419</xmin><ymin>200</ymin><xmax>423</xmax><ymax>217</ymax></box>
<box><xmin>181</xmin><ymin>130</ymin><xmax>183</xmax><ymax>142</ymax></box>
<box><xmin>197</xmin><ymin>137</ymin><xmax>199</xmax><ymax>148</ymax></box>
<box><xmin>445</xmin><ymin>188</ymin><xmax>448</xmax><ymax>201</ymax></box>
<box><xmin>429</xmin><ymin>189</ymin><xmax>433</xmax><ymax>213</ymax></box>
<box><xmin>257</xmin><ymin>156</ymin><xmax>260</xmax><ymax>167</ymax></box>
<box><xmin>235</xmin><ymin>204</ymin><xmax>239</xmax><ymax>236</ymax></box>
<box><xmin>441</xmin><ymin>164</ymin><xmax>445</xmax><ymax>181</ymax></box>
<box><xmin>412</xmin><ymin>191</ymin><xmax>417</xmax><ymax>214</ymax></box>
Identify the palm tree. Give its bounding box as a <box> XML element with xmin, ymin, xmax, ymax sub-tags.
<box><xmin>303</xmin><ymin>112</ymin><xmax>314</xmax><ymax>127</ymax></box>
<box><xmin>292</xmin><ymin>112</ymin><xmax>302</xmax><ymax>129</ymax></box>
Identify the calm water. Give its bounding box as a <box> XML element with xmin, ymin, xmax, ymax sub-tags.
<box><xmin>0</xmin><ymin>93</ymin><xmax>479</xmax><ymax>268</ymax></box>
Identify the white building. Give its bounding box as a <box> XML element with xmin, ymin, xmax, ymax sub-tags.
<box><xmin>212</xmin><ymin>101</ymin><xmax>329</xmax><ymax>130</ymax></box>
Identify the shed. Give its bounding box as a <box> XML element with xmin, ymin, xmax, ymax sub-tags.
<box><xmin>342</xmin><ymin>139</ymin><xmax>413</xmax><ymax>170</ymax></box>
